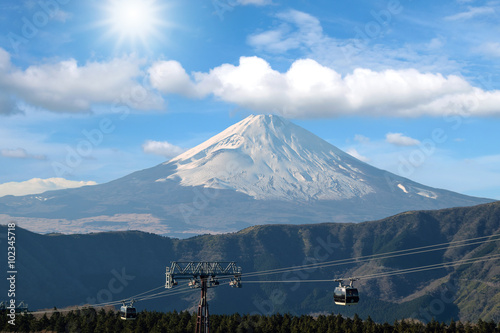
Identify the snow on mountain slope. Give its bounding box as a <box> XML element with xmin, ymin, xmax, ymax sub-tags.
<box><xmin>0</xmin><ymin>114</ymin><xmax>493</xmax><ymax>237</ymax></box>
<box><xmin>158</xmin><ymin>115</ymin><xmax>377</xmax><ymax>200</ymax></box>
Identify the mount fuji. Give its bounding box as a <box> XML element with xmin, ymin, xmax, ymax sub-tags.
<box><xmin>0</xmin><ymin>115</ymin><xmax>493</xmax><ymax>237</ymax></box>
<box><xmin>164</xmin><ymin>115</ymin><xmax>375</xmax><ymax>201</ymax></box>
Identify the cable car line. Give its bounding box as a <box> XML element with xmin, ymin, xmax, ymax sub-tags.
<box><xmin>244</xmin><ymin>279</ymin><xmax>334</xmax><ymax>283</ymax></box>
<box><xmin>88</xmin><ymin>233</ymin><xmax>500</xmax><ymax>309</ymax></box>
<box><xmin>255</xmin><ymin>234</ymin><xmax>500</xmax><ymax>277</ymax></box>
<box><xmin>28</xmin><ymin>285</ymin><xmax>197</xmax><ymax>315</ymax></box>
<box><xmin>128</xmin><ymin>281</ymin><xmax>234</xmax><ymax>304</ymax></box>
<box><xmin>241</xmin><ymin>254</ymin><xmax>500</xmax><ymax>285</ymax></box>
<box><xmin>99</xmin><ymin>233</ymin><xmax>500</xmax><ymax>308</ymax></box>
<box><xmin>125</xmin><ymin>284</ymin><xmax>166</xmax><ymax>300</ymax></box>
<box><xmin>354</xmin><ymin>253</ymin><xmax>500</xmax><ymax>281</ymax></box>
<box><xmin>27</xmin><ymin>233</ymin><xmax>499</xmax><ymax>315</ymax></box>
<box><xmin>30</xmin><ymin>253</ymin><xmax>498</xmax><ymax>315</ymax></box>
<box><xmin>231</xmin><ymin>234</ymin><xmax>500</xmax><ymax>279</ymax></box>
<box><xmin>137</xmin><ymin>288</ymin><xmax>198</xmax><ymax>302</ymax></box>
<box><xmin>304</xmin><ymin>237</ymin><xmax>500</xmax><ymax>274</ymax></box>
<box><xmin>134</xmin><ymin>286</ymin><xmax>196</xmax><ymax>302</ymax></box>
<box><xmin>28</xmin><ymin>286</ymin><xmax>198</xmax><ymax>315</ymax></box>
<box><xmin>137</xmin><ymin>281</ymin><xmax>233</xmax><ymax>302</ymax></box>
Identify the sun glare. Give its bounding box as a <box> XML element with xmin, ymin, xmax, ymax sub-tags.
<box><xmin>102</xmin><ymin>0</ymin><xmax>166</xmax><ymax>49</ymax></box>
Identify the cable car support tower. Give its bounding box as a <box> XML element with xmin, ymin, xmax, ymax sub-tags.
<box><xmin>165</xmin><ymin>261</ymin><xmax>242</xmax><ymax>333</ymax></box>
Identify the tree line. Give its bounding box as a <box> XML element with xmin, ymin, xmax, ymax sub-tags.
<box><xmin>1</xmin><ymin>308</ymin><xmax>500</xmax><ymax>333</ymax></box>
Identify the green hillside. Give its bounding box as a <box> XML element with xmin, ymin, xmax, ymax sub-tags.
<box><xmin>1</xmin><ymin>201</ymin><xmax>499</xmax><ymax>323</ymax></box>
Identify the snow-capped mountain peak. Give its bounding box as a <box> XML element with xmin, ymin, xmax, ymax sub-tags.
<box><xmin>0</xmin><ymin>114</ymin><xmax>492</xmax><ymax>237</ymax></box>
<box><xmin>160</xmin><ymin>114</ymin><xmax>375</xmax><ymax>200</ymax></box>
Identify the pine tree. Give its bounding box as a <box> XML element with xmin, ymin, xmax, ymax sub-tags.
<box><xmin>448</xmin><ymin>319</ymin><xmax>457</xmax><ymax>333</ymax></box>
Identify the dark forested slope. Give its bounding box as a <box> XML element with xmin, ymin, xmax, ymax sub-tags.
<box><xmin>1</xmin><ymin>201</ymin><xmax>499</xmax><ymax>323</ymax></box>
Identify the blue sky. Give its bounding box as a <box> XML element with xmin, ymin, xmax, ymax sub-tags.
<box><xmin>0</xmin><ymin>0</ymin><xmax>499</xmax><ymax>199</ymax></box>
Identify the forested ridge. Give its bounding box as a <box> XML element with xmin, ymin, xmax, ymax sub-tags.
<box><xmin>1</xmin><ymin>309</ymin><xmax>500</xmax><ymax>333</ymax></box>
<box><xmin>1</xmin><ymin>202</ymin><xmax>499</xmax><ymax>324</ymax></box>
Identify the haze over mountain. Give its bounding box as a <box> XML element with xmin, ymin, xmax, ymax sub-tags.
<box><xmin>0</xmin><ymin>115</ymin><xmax>493</xmax><ymax>237</ymax></box>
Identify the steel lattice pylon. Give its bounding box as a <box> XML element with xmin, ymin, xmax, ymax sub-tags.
<box><xmin>196</xmin><ymin>277</ymin><xmax>209</xmax><ymax>333</ymax></box>
<box><xmin>165</xmin><ymin>261</ymin><xmax>242</xmax><ymax>333</ymax></box>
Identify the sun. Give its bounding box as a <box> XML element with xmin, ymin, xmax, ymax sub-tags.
<box><xmin>101</xmin><ymin>0</ymin><xmax>166</xmax><ymax>49</ymax></box>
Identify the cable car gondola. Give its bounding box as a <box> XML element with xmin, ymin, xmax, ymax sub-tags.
<box><xmin>120</xmin><ymin>300</ymin><xmax>137</xmax><ymax>320</ymax></box>
<box><xmin>333</xmin><ymin>279</ymin><xmax>359</xmax><ymax>306</ymax></box>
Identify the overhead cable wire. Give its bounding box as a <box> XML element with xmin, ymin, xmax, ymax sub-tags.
<box><xmin>242</xmin><ymin>254</ymin><xmax>500</xmax><ymax>284</ymax></box>
<box><xmin>237</xmin><ymin>233</ymin><xmax>500</xmax><ymax>279</ymax></box>
<box><xmin>29</xmin><ymin>233</ymin><xmax>500</xmax><ymax>314</ymax></box>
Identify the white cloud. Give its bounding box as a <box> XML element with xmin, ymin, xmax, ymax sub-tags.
<box><xmin>354</xmin><ymin>134</ymin><xmax>370</xmax><ymax>144</ymax></box>
<box><xmin>426</xmin><ymin>37</ymin><xmax>445</xmax><ymax>50</ymax></box>
<box><xmin>444</xmin><ymin>6</ymin><xmax>495</xmax><ymax>20</ymax></box>
<box><xmin>385</xmin><ymin>133</ymin><xmax>420</xmax><ymax>146</ymax></box>
<box><xmin>248</xmin><ymin>10</ymin><xmax>323</xmax><ymax>53</ymax></box>
<box><xmin>149</xmin><ymin>56</ymin><xmax>500</xmax><ymax>118</ymax></box>
<box><xmin>0</xmin><ymin>47</ymin><xmax>10</xmax><ymax>72</ymax></box>
<box><xmin>0</xmin><ymin>178</ymin><xmax>97</xmax><ymax>197</ymax></box>
<box><xmin>0</xmin><ymin>48</ymin><xmax>164</xmax><ymax>113</ymax></box>
<box><xmin>1</xmin><ymin>147</ymin><xmax>46</xmax><ymax>160</ymax></box>
<box><xmin>478</xmin><ymin>42</ymin><xmax>500</xmax><ymax>57</ymax></box>
<box><xmin>0</xmin><ymin>92</ymin><xmax>18</xmax><ymax>115</ymax></box>
<box><xmin>142</xmin><ymin>140</ymin><xmax>187</xmax><ymax>158</ymax></box>
<box><xmin>246</xmin><ymin>10</ymin><xmax>462</xmax><ymax>76</ymax></box>
<box><xmin>237</xmin><ymin>0</ymin><xmax>272</xmax><ymax>5</ymax></box>
<box><xmin>346</xmin><ymin>148</ymin><xmax>370</xmax><ymax>163</ymax></box>
<box><xmin>149</xmin><ymin>60</ymin><xmax>204</xmax><ymax>98</ymax></box>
